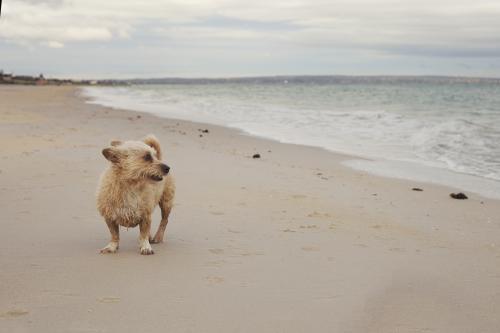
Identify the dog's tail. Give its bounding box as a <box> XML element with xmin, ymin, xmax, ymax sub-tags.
<box><xmin>143</xmin><ymin>134</ymin><xmax>162</xmax><ymax>160</ymax></box>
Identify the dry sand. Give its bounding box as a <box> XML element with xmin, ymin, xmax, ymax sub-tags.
<box><xmin>1</xmin><ymin>85</ymin><xmax>500</xmax><ymax>332</ymax></box>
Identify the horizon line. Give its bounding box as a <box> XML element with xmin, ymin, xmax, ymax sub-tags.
<box><xmin>3</xmin><ymin>71</ymin><xmax>500</xmax><ymax>81</ymax></box>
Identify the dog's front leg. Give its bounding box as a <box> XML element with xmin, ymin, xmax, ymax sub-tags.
<box><xmin>100</xmin><ymin>218</ymin><xmax>119</xmax><ymax>254</ymax></box>
<box><xmin>139</xmin><ymin>217</ymin><xmax>154</xmax><ymax>255</ymax></box>
<box><xmin>150</xmin><ymin>205</ymin><xmax>171</xmax><ymax>244</ymax></box>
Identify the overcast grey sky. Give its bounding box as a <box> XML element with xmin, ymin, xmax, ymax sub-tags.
<box><xmin>1</xmin><ymin>0</ymin><xmax>500</xmax><ymax>78</ymax></box>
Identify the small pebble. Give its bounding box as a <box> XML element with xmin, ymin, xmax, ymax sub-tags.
<box><xmin>450</xmin><ymin>192</ymin><xmax>468</xmax><ymax>200</ymax></box>
<box><xmin>252</xmin><ymin>154</ymin><xmax>261</xmax><ymax>159</ymax></box>
<box><xmin>412</xmin><ymin>188</ymin><xmax>423</xmax><ymax>191</ymax></box>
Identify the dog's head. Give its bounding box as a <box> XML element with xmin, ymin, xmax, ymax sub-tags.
<box><xmin>102</xmin><ymin>134</ymin><xmax>170</xmax><ymax>182</ymax></box>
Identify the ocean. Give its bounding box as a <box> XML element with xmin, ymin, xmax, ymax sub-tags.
<box><xmin>82</xmin><ymin>78</ymin><xmax>500</xmax><ymax>199</ymax></box>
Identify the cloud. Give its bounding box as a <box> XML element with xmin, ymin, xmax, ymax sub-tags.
<box><xmin>2</xmin><ymin>0</ymin><xmax>500</xmax><ymax>58</ymax></box>
<box><xmin>1</xmin><ymin>0</ymin><xmax>500</xmax><ymax>77</ymax></box>
<box><xmin>43</xmin><ymin>41</ymin><xmax>65</xmax><ymax>48</ymax></box>
<box><xmin>15</xmin><ymin>0</ymin><xmax>64</xmax><ymax>7</ymax></box>
<box><xmin>0</xmin><ymin>1</ymin><xmax>127</xmax><ymax>44</ymax></box>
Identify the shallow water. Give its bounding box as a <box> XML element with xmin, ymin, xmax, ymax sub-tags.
<box><xmin>83</xmin><ymin>80</ymin><xmax>500</xmax><ymax>198</ymax></box>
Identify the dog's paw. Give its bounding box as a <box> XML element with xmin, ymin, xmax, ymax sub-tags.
<box><xmin>139</xmin><ymin>238</ymin><xmax>154</xmax><ymax>255</ymax></box>
<box><xmin>149</xmin><ymin>236</ymin><xmax>163</xmax><ymax>244</ymax></box>
<box><xmin>140</xmin><ymin>247</ymin><xmax>155</xmax><ymax>255</ymax></box>
<box><xmin>100</xmin><ymin>242</ymin><xmax>119</xmax><ymax>254</ymax></box>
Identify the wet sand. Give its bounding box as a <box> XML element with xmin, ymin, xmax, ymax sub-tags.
<box><xmin>1</xmin><ymin>85</ymin><xmax>500</xmax><ymax>332</ymax></box>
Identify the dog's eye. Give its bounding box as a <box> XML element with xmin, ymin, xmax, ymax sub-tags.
<box><xmin>144</xmin><ymin>153</ymin><xmax>153</xmax><ymax>162</ymax></box>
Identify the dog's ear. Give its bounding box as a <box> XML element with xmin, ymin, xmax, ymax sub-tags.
<box><xmin>110</xmin><ymin>140</ymin><xmax>122</xmax><ymax>147</ymax></box>
<box><xmin>102</xmin><ymin>147</ymin><xmax>121</xmax><ymax>163</ymax></box>
<box><xmin>143</xmin><ymin>134</ymin><xmax>162</xmax><ymax>160</ymax></box>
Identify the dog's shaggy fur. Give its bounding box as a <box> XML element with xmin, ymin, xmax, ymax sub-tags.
<box><xmin>96</xmin><ymin>134</ymin><xmax>175</xmax><ymax>255</ymax></box>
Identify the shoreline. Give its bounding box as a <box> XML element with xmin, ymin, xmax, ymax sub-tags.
<box><xmin>2</xmin><ymin>85</ymin><xmax>500</xmax><ymax>332</ymax></box>
<box><xmin>81</xmin><ymin>85</ymin><xmax>500</xmax><ymax>200</ymax></box>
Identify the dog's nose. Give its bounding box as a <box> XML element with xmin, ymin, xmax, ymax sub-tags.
<box><xmin>161</xmin><ymin>164</ymin><xmax>170</xmax><ymax>175</ymax></box>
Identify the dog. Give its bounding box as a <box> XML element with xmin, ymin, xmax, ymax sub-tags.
<box><xmin>96</xmin><ymin>134</ymin><xmax>175</xmax><ymax>255</ymax></box>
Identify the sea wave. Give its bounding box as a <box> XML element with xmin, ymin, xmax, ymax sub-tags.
<box><xmin>82</xmin><ymin>82</ymin><xmax>500</xmax><ymax>198</ymax></box>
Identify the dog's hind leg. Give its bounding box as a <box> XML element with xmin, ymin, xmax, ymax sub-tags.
<box><xmin>100</xmin><ymin>218</ymin><xmax>119</xmax><ymax>254</ymax></box>
<box><xmin>150</xmin><ymin>198</ymin><xmax>172</xmax><ymax>244</ymax></box>
<box><xmin>139</xmin><ymin>217</ymin><xmax>154</xmax><ymax>255</ymax></box>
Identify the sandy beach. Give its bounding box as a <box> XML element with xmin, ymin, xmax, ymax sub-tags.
<box><xmin>1</xmin><ymin>85</ymin><xmax>500</xmax><ymax>332</ymax></box>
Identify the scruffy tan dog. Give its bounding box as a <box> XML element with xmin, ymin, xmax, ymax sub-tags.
<box><xmin>96</xmin><ymin>134</ymin><xmax>175</xmax><ymax>255</ymax></box>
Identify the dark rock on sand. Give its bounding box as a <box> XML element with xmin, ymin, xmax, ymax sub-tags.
<box><xmin>252</xmin><ymin>154</ymin><xmax>261</xmax><ymax>159</ymax></box>
<box><xmin>450</xmin><ymin>192</ymin><xmax>468</xmax><ymax>200</ymax></box>
<box><xmin>412</xmin><ymin>188</ymin><xmax>423</xmax><ymax>191</ymax></box>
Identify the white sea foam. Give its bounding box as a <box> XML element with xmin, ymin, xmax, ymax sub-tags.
<box><xmin>82</xmin><ymin>82</ymin><xmax>500</xmax><ymax>199</ymax></box>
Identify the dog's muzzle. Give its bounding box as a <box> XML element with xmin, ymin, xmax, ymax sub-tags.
<box><xmin>151</xmin><ymin>164</ymin><xmax>170</xmax><ymax>181</ymax></box>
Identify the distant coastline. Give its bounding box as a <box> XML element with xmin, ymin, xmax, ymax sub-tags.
<box><xmin>0</xmin><ymin>71</ymin><xmax>123</xmax><ymax>86</ymax></box>
<box><xmin>2</xmin><ymin>71</ymin><xmax>500</xmax><ymax>86</ymax></box>
<box><xmin>123</xmin><ymin>75</ymin><xmax>500</xmax><ymax>85</ymax></box>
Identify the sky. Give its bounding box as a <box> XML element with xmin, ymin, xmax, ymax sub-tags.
<box><xmin>1</xmin><ymin>0</ymin><xmax>500</xmax><ymax>78</ymax></box>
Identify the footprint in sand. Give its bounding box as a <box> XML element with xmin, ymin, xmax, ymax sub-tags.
<box><xmin>61</xmin><ymin>292</ymin><xmax>80</xmax><ymax>297</ymax></box>
<box><xmin>205</xmin><ymin>276</ymin><xmax>225</xmax><ymax>284</ymax></box>
<box><xmin>389</xmin><ymin>247</ymin><xmax>406</xmax><ymax>253</ymax></box>
<box><xmin>0</xmin><ymin>309</ymin><xmax>29</xmax><ymax>318</ymax></box>
<box><xmin>239</xmin><ymin>251</ymin><xmax>264</xmax><ymax>257</ymax></box>
<box><xmin>307</xmin><ymin>211</ymin><xmax>332</xmax><ymax>219</ymax></box>
<box><xmin>97</xmin><ymin>297</ymin><xmax>120</xmax><ymax>303</ymax></box>
<box><xmin>299</xmin><ymin>225</ymin><xmax>318</xmax><ymax>229</ymax></box>
<box><xmin>204</xmin><ymin>260</ymin><xmax>226</xmax><ymax>267</ymax></box>
<box><xmin>301</xmin><ymin>246</ymin><xmax>320</xmax><ymax>252</ymax></box>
